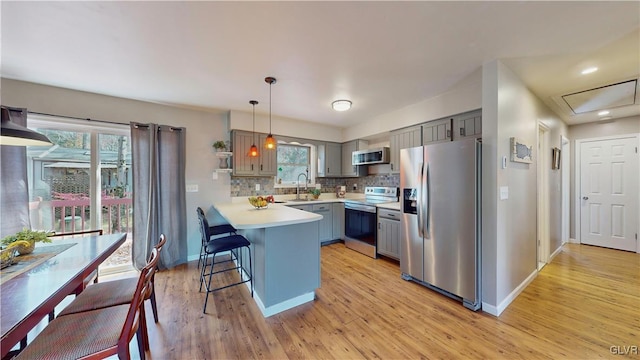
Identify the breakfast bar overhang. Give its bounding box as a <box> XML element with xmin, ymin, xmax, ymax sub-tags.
<box><xmin>212</xmin><ymin>202</ymin><xmax>322</xmax><ymax>317</ymax></box>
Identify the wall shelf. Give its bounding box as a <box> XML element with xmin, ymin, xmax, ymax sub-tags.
<box><xmin>215</xmin><ymin>168</ymin><xmax>233</xmax><ymax>173</ymax></box>
<box><xmin>215</xmin><ymin>151</ymin><xmax>233</xmax><ymax>157</ymax></box>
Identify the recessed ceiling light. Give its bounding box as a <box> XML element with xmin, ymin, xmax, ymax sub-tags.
<box><xmin>581</xmin><ymin>67</ymin><xmax>598</xmax><ymax>75</ymax></box>
<box><xmin>598</xmin><ymin>110</ymin><xmax>610</xmax><ymax>116</ymax></box>
<box><xmin>332</xmin><ymin>100</ymin><xmax>352</xmax><ymax>111</ymax></box>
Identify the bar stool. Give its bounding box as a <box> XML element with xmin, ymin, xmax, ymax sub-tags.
<box><xmin>196</xmin><ymin>207</ymin><xmax>236</xmax><ymax>268</ymax></box>
<box><xmin>197</xmin><ymin>212</ymin><xmax>252</xmax><ymax>313</ymax></box>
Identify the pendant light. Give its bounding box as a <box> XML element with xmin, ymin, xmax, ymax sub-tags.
<box><xmin>249</xmin><ymin>100</ymin><xmax>259</xmax><ymax>157</ymax></box>
<box><xmin>1</xmin><ymin>106</ymin><xmax>52</xmax><ymax>146</ymax></box>
<box><xmin>264</xmin><ymin>76</ymin><xmax>277</xmax><ymax>149</ymax></box>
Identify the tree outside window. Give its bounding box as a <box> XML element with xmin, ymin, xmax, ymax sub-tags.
<box><xmin>277</xmin><ymin>144</ymin><xmax>310</xmax><ymax>185</ymax></box>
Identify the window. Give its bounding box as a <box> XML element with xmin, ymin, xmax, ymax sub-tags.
<box><xmin>276</xmin><ymin>144</ymin><xmax>311</xmax><ymax>185</ymax></box>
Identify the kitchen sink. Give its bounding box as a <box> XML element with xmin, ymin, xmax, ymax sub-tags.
<box><xmin>273</xmin><ymin>200</ymin><xmax>287</xmax><ymax>203</ymax></box>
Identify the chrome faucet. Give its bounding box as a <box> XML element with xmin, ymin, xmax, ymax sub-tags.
<box><xmin>296</xmin><ymin>171</ymin><xmax>309</xmax><ymax>200</ymax></box>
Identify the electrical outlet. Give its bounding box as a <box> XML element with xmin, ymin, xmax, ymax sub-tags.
<box><xmin>255</xmin><ymin>184</ymin><xmax>260</xmax><ymax>191</ymax></box>
<box><xmin>315</xmin><ymin>183</ymin><xmax>321</xmax><ymax>190</ymax></box>
<box><xmin>186</xmin><ymin>184</ymin><xmax>198</xmax><ymax>193</ymax></box>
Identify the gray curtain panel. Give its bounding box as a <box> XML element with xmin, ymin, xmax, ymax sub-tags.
<box><xmin>0</xmin><ymin>107</ymin><xmax>31</xmax><ymax>238</ymax></box>
<box><xmin>130</xmin><ymin>122</ymin><xmax>187</xmax><ymax>270</ymax></box>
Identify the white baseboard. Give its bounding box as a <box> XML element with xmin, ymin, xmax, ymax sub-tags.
<box><xmin>481</xmin><ymin>302</ymin><xmax>499</xmax><ymax>316</ymax></box>
<box><xmin>568</xmin><ymin>237</ymin><xmax>578</xmax><ymax>244</ymax></box>
<box><xmin>252</xmin><ymin>291</ymin><xmax>316</xmax><ymax>317</ymax></box>
<box><xmin>483</xmin><ymin>269</ymin><xmax>538</xmax><ymax>317</ymax></box>
<box><xmin>549</xmin><ymin>244</ymin><xmax>564</xmax><ymax>262</ymax></box>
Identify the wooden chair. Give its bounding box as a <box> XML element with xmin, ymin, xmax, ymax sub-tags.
<box><xmin>196</xmin><ymin>207</ymin><xmax>236</xmax><ymax>268</ymax></box>
<box><xmin>57</xmin><ymin>234</ymin><xmax>167</xmax><ymax>326</ymax></box>
<box><xmin>15</xmin><ymin>242</ymin><xmax>160</xmax><ymax>360</ymax></box>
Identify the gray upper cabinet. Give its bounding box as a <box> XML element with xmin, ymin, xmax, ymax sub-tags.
<box><xmin>422</xmin><ymin>118</ymin><xmax>452</xmax><ymax>144</ymax></box>
<box><xmin>258</xmin><ymin>133</ymin><xmax>277</xmax><ymax>176</ymax></box>
<box><xmin>455</xmin><ymin>110</ymin><xmax>482</xmax><ymax>139</ymax></box>
<box><xmin>231</xmin><ymin>130</ymin><xmax>277</xmax><ymax>176</ymax></box>
<box><xmin>342</xmin><ymin>139</ymin><xmax>368</xmax><ymax>177</ymax></box>
<box><xmin>317</xmin><ymin>142</ymin><xmax>342</xmax><ymax>177</ymax></box>
<box><xmin>389</xmin><ymin>125</ymin><xmax>422</xmax><ymax>173</ymax></box>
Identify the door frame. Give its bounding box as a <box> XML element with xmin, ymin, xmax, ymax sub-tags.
<box><xmin>537</xmin><ymin>123</ymin><xmax>550</xmax><ymax>269</ymax></box>
<box><xmin>561</xmin><ymin>135</ymin><xmax>570</xmax><ymax>244</ymax></box>
<box><xmin>574</xmin><ymin>133</ymin><xmax>640</xmax><ymax>253</ymax></box>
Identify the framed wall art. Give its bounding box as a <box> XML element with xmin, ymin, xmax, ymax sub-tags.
<box><xmin>552</xmin><ymin>147</ymin><xmax>561</xmax><ymax>170</ymax></box>
<box><xmin>510</xmin><ymin>137</ymin><xmax>533</xmax><ymax>164</ymax></box>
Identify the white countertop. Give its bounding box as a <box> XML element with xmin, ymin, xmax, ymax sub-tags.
<box><xmin>213</xmin><ymin>202</ymin><xmax>323</xmax><ymax>230</ymax></box>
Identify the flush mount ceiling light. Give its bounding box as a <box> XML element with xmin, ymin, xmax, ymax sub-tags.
<box><xmin>249</xmin><ymin>100</ymin><xmax>259</xmax><ymax>157</ymax></box>
<box><xmin>332</xmin><ymin>100</ymin><xmax>352</xmax><ymax>112</ymax></box>
<box><xmin>264</xmin><ymin>77</ymin><xmax>277</xmax><ymax>150</ymax></box>
<box><xmin>598</xmin><ymin>110</ymin><xmax>610</xmax><ymax>116</ymax></box>
<box><xmin>1</xmin><ymin>106</ymin><xmax>53</xmax><ymax>146</ymax></box>
<box><xmin>581</xmin><ymin>67</ymin><xmax>598</xmax><ymax>75</ymax></box>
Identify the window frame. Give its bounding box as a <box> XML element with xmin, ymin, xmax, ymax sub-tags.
<box><xmin>274</xmin><ymin>141</ymin><xmax>317</xmax><ymax>188</ymax></box>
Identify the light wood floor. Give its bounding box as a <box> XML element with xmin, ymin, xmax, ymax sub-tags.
<box><xmin>143</xmin><ymin>243</ymin><xmax>639</xmax><ymax>359</ymax></box>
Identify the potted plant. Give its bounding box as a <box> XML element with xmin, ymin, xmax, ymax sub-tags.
<box><xmin>212</xmin><ymin>140</ymin><xmax>227</xmax><ymax>152</ymax></box>
<box><xmin>1</xmin><ymin>228</ymin><xmax>53</xmax><ymax>255</ymax></box>
<box><xmin>308</xmin><ymin>188</ymin><xmax>322</xmax><ymax>200</ymax></box>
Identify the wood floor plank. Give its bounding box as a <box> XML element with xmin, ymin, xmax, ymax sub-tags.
<box><xmin>141</xmin><ymin>242</ymin><xmax>639</xmax><ymax>359</ymax></box>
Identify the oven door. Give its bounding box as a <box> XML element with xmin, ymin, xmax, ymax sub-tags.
<box><xmin>344</xmin><ymin>206</ymin><xmax>376</xmax><ymax>246</ymax></box>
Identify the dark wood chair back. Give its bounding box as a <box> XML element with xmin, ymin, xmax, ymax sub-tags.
<box><xmin>119</xmin><ymin>243</ymin><xmax>160</xmax><ymax>359</ymax></box>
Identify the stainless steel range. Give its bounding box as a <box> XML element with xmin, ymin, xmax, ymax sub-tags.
<box><xmin>344</xmin><ymin>186</ymin><xmax>399</xmax><ymax>258</ymax></box>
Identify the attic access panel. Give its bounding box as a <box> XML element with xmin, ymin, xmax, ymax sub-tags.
<box><xmin>562</xmin><ymin>79</ymin><xmax>637</xmax><ymax>114</ymax></box>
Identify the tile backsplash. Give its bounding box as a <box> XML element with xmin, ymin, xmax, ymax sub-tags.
<box><xmin>230</xmin><ymin>173</ymin><xmax>399</xmax><ymax>197</ymax></box>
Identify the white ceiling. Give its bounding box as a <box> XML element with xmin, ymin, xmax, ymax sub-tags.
<box><xmin>2</xmin><ymin>1</ymin><xmax>639</xmax><ymax>128</ymax></box>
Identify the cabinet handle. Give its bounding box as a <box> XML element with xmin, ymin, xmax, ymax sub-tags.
<box><xmin>378</xmin><ymin>222</ymin><xmax>381</xmax><ymax>230</ymax></box>
<box><xmin>327</xmin><ymin>167</ymin><xmax>330</xmax><ymax>173</ymax></box>
<box><xmin>391</xmin><ymin>163</ymin><xmax>393</xmax><ymax>171</ymax></box>
<box><xmin>261</xmin><ymin>164</ymin><xmax>263</xmax><ymax>171</ymax></box>
<box><xmin>251</xmin><ymin>164</ymin><xmax>254</xmax><ymax>171</ymax></box>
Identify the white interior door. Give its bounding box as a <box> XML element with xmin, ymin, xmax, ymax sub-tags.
<box><xmin>580</xmin><ymin>137</ymin><xmax>638</xmax><ymax>251</ymax></box>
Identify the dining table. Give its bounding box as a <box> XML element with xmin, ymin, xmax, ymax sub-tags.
<box><xmin>0</xmin><ymin>232</ymin><xmax>126</xmax><ymax>358</ymax></box>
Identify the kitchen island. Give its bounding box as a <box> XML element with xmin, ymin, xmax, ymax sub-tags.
<box><xmin>212</xmin><ymin>202</ymin><xmax>323</xmax><ymax>317</ymax></box>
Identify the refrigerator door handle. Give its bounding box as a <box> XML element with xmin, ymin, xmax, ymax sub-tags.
<box><xmin>417</xmin><ymin>162</ymin><xmax>424</xmax><ymax>238</ymax></box>
<box><xmin>424</xmin><ymin>162</ymin><xmax>430</xmax><ymax>239</ymax></box>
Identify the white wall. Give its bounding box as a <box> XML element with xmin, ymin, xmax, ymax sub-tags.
<box><xmin>568</xmin><ymin>115</ymin><xmax>640</xmax><ymax>239</ymax></box>
<box><xmin>481</xmin><ymin>60</ymin><xmax>567</xmax><ymax>315</ymax></box>
<box><xmin>228</xmin><ymin>110</ymin><xmax>343</xmax><ymax>143</ymax></box>
<box><xmin>342</xmin><ymin>68</ymin><xmax>483</xmax><ymax>141</ymax></box>
<box><xmin>1</xmin><ymin>78</ymin><xmax>231</xmax><ymax>259</ymax></box>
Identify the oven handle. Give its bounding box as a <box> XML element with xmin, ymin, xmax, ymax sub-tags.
<box><xmin>344</xmin><ymin>203</ymin><xmax>377</xmax><ymax>214</ymax></box>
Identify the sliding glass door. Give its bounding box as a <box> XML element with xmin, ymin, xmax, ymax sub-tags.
<box><xmin>26</xmin><ymin>116</ymin><xmax>133</xmax><ymax>274</ymax></box>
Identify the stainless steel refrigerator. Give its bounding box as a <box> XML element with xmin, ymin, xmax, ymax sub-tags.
<box><xmin>400</xmin><ymin>138</ymin><xmax>481</xmax><ymax>310</ymax></box>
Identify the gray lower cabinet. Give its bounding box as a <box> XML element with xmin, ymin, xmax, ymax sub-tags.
<box><xmin>377</xmin><ymin>208</ymin><xmax>401</xmax><ymax>260</ymax></box>
<box><xmin>332</xmin><ymin>203</ymin><xmax>344</xmax><ymax>240</ymax></box>
<box><xmin>288</xmin><ymin>202</ymin><xmax>343</xmax><ymax>244</ymax></box>
<box><xmin>312</xmin><ymin>203</ymin><xmax>332</xmax><ymax>243</ymax></box>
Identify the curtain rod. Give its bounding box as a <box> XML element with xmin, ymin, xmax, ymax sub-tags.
<box><xmin>28</xmin><ymin>111</ymin><xmax>127</xmax><ymax>127</ymax></box>
<box><xmin>28</xmin><ymin>111</ymin><xmax>184</xmax><ymax>132</ymax></box>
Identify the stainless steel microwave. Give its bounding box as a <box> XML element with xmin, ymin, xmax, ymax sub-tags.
<box><xmin>352</xmin><ymin>147</ymin><xmax>390</xmax><ymax>165</ymax></box>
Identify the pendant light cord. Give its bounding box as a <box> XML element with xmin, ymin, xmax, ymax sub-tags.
<box><xmin>269</xmin><ymin>83</ymin><xmax>272</xmax><ymax>134</ymax></box>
